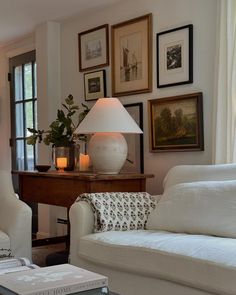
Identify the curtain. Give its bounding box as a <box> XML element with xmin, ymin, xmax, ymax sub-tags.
<box><xmin>213</xmin><ymin>0</ymin><xmax>236</xmax><ymax>163</ymax></box>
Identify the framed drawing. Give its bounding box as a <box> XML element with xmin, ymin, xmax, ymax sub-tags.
<box><xmin>157</xmin><ymin>24</ymin><xmax>193</xmax><ymax>88</ymax></box>
<box><xmin>84</xmin><ymin>70</ymin><xmax>106</xmax><ymax>101</ymax></box>
<box><xmin>111</xmin><ymin>14</ymin><xmax>152</xmax><ymax>96</ymax></box>
<box><xmin>149</xmin><ymin>92</ymin><xmax>204</xmax><ymax>152</ymax></box>
<box><xmin>121</xmin><ymin>103</ymin><xmax>144</xmax><ymax>173</ymax></box>
<box><xmin>78</xmin><ymin>24</ymin><xmax>109</xmax><ymax>72</ymax></box>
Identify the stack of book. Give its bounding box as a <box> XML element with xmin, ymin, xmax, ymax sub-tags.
<box><xmin>0</xmin><ymin>257</ymin><xmax>39</xmax><ymax>275</ymax></box>
<box><xmin>0</xmin><ymin>262</ymin><xmax>108</xmax><ymax>295</ymax></box>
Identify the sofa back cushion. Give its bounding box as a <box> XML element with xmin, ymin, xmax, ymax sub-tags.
<box><xmin>163</xmin><ymin>164</ymin><xmax>236</xmax><ymax>190</ymax></box>
<box><xmin>146</xmin><ymin>180</ymin><xmax>236</xmax><ymax>238</ymax></box>
<box><xmin>78</xmin><ymin>192</ymin><xmax>156</xmax><ymax>232</ymax></box>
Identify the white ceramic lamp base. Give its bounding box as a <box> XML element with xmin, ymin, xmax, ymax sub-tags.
<box><xmin>88</xmin><ymin>132</ymin><xmax>127</xmax><ymax>174</ymax></box>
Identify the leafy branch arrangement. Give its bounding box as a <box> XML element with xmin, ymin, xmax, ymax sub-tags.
<box><xmin>27</xmin><ymin>94</ymin><xmax>89</xmax><ymax>147</ymax></box>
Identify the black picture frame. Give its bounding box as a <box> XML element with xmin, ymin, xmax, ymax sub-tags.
<box><xmin>78</xmin><ymin>24</ymin><xmax>109</xmax><ymax>72</ymax></box>
<box><xmin>157</xmin><ymin>24</ymin><xmax>193</xmax><ymax>88</ymax></box>
<box><xmin>84</xmin><ymin>70</ymin><xmax>106</xmax><ymax>101</ymax></box>
<box><xmin>121</xmin><ymin>103</ymin><xmax>144</xmax><ymax>173</ymax></box>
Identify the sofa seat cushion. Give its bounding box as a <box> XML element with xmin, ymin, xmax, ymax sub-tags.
<box><xmin>0</xmin><ymin>230</ymin><xmax>11</xmax><ymax>256</ymax></box>
<box><xmin>79</xmin><ymin>230</ymin><xmax>236</xmax><ymax>295</ymax></box>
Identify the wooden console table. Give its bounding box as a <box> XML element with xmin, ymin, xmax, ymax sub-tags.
<box><xmin>13</xmin><ymin>170</ymin><xmax>154</xmax><ymax>247</ymax></box>
<box><xmin>13</xmin><ymin>171</ymin><xmax>154</xmax><ymax>208</ymax></box>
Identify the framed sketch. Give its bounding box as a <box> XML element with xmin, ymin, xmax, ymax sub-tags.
<box><xmin>84</xmin><ymin>70</ymin><xmax>106</xmax><ymax>101</ymax></box>
<box><xmin>111</xmin><ymin>14</ymin><xmax>152</xmax><ymax>96</ymax></box>
<box><xmin>149</xmin><ymin>92</ymin><xmax>204</xmax><ymax>152</ymax></box>
<box><xmin>121</xmin><ymin>103</ymin><xmax>144</xmax><ymax>173</ymax></box>
<box><xmin>78</xmin><ymin>24</ymin><xmax>109</xmax><ymax>72</ymax></box>
<box><xmin>157</xmin><ymin>24</ymin><xmax>193</xmax><ymax>88</ymax></box>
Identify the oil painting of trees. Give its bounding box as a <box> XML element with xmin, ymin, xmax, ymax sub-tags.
<box><xmin>149</xmin><ymin>93</ymin><xmax>204</xmax><ymax>151</ymax></box>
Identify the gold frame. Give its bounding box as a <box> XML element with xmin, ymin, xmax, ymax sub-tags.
<box><xmin>111</xmin><ymin>14</ymin><xmax>152</xmax><ymax>97</ymax></box>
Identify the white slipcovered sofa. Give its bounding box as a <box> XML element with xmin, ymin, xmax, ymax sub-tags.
<box><xmin>69</xmin><ymin>164</ymin><xmax>236</xmax><ymax>295</ymax></box>
<box><xmin>0</xmin><ymin>170</ymin><xmax>32</xmax><ymax>260</ymax></box>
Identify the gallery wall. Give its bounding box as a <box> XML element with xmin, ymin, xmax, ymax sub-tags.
<box><xmin>60</xmin><ymin>0</ymin><xmax>217</xmax><ymax>194</ymax></box>
<box><xmin>0</xmin><ymin>0</ymin><xmax>218</xmax><ymax>237</ymax></box>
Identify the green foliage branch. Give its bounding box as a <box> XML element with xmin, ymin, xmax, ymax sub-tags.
<box><xmin>27</xmin><ymin>94</ymin><xmax>89</xmax><ymax>147</ymax></box>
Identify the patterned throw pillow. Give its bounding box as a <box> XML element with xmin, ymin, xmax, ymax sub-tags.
<box><xmin>0</xmin><ymin>248</ymin><xmax>13</xmax><ymax>259</ymax></box>
<box><xmin>77</xmin><ymin>192</ymin><xmax>157</xmax><ymax>232</ymax></box>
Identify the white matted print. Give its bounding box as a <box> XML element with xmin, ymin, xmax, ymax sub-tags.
<box><xmin>111</xmin><ymin>14</ymin><xmax>152</xmax><ymax>96</ymax></box>
<box><xmin>78</xmin><ymin>24</ymin><xmax>109</xmax><ymax>72</ymax></box>
<box><xmin>157</xmin><ymin>24</ymin><xmax>193</xmax><ymax>88</ymax></box>
<box><xmin>84</xmin><ymin>70</ymin><xmax>106</xmax><ymax>101</ymax></box>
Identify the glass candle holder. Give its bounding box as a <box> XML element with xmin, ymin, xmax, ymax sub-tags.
<box><xmin>53</xmin><ymin>147</ymin><xmax>70</xmax><ymax>172</ymax></box>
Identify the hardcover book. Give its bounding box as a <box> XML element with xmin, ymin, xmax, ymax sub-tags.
<box><xmin>0</xmin><ymin>263</ymin><xmax>108</xmax><ymax>295</ymax></box>
<box><xmin>0</xmin><ymin>257</ymin><xmax>38</xmax><ymax>275</ymax></box>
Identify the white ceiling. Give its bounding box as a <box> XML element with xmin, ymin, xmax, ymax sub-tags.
<box><xmin>0</xmin><ymin>0</ymin><xmax>122</xmax><ymax>47</ymax></box>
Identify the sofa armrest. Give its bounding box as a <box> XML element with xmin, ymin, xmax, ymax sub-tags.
<box><xmin>69</xmin><ymin>201</ymin><xmax>94</xmax><ymax>263</ymax></box>
<box><xmin>0</xmin><ymin>197</ymin><xmax>32</xmax><ymax>260</ymax></box>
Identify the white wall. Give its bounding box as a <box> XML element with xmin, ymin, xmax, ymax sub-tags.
<box><xmin>60</xmin><ymin>0</ymin><xmax>217</xmax><ymax>193</ymax></box>
<box><xmin>0</xmin><ymin>0</ymin><xmax>217</xmax><ymax>236</ymax></box>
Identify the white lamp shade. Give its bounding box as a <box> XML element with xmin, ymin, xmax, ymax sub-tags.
<box><xmin>75</xmin><ymin>97</ymin><xmax>143</xmax><ymax>134</ymax></box>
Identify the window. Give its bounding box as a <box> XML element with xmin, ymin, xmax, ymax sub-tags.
<box><xmin>9</xmin><ymin>50</ymin><xmax>38</xmax><ymax>237</ymax></box>
<box><xmin>9</xmin><ymin>50</ymin><xmax>37</xmax><ymax>171</ymax></box>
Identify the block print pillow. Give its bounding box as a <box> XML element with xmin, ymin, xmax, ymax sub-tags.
<box><xmin>77</xmin><ymin>192</ymin><xmax>157</xmax><ymax>232</ymax></box>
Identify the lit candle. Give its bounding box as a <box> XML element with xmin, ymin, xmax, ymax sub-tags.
<box><xmin>79</xmin><ymin>154</ymin><xmax>90</xmax><ymax>171</ymax></box>
<box><xmin>57</xmin><ymin>157</ymin><xmax>68</xmax><ymax>171</ymax></box>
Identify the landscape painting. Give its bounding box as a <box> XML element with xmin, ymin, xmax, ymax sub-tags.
<box><xmin>149</xmin><ymin>93</ymin><xmax>204</xmax><ymax>152</ymax></box>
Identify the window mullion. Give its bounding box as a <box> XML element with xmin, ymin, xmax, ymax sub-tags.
<box><xmin>22</xmin><ymin>64</ymin><xmax>27</xmax><ymax>170</ymax></box>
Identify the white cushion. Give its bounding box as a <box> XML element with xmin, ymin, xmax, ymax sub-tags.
<box><xmin>79</xmin><ymin>230</ymin><xmax>236</xmax><ymax>295</ymax></box>
<box><xmin>163</xmin><ymin>164</ymin><xmax>236</xmax><ymax>190</ymax></box>
<box><xmin>147</xmin><ymin>180</ymin><xmax>236</xmax><ymax>238</ymax></box>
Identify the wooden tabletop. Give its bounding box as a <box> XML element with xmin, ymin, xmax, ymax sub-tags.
<box><xmin>12</xmin><ymin>170</ymin><xmax>154</xmax><ymax>181</ymax></box>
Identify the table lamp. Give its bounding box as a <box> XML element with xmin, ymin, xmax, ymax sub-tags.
<box><xmin>74</xmin><ymin>97</ymin><xmax>143</xmax><ymax>174</ymax></box>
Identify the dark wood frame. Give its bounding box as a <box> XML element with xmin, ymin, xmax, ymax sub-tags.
<box><xmin>157</xmin><ymin>24</ymin><xmax>193</xmax><ymax>88</ymax></box>
<box><xmin>84</xmin><ymin>69</ymin><xmax>106</xmax><ymax>101</ymax></box>
<box><xmin>149</xmin><ymin>92</ymin><xmax>204</xmax><ymax>152</ymax></box>
<box><xmin>78</xmin><ymin>24</ymin><xmax>109</xmax><ymax>72</ymax></box>
<box><xmin>121</xmin><ymin>103</ymin><xmax>144</xmax><ymax>173</ymax></box>
<box><xmin>111</xmin><ymin>14</ymin><xmax>152</xmax><ymax>96</ymax></box>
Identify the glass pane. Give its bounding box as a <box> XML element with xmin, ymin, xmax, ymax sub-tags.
<box><xmin>25</xmin><ymin>101</ymin><xmax>33</xmax><ymax>136</ymax></box>
<box><xmin>26</xmin><ymin>144</ymin><xmax>34</xmax><ymax>171</ymax></box>
<box><xmin>24</xmin><ymin>63</ymin><xmax>32</xmax><ymax>99</ymax></box>
<box><xmin>34</xmin><ymin>62</ymin><xmax>37</xmax><ymax>98</ymax></box>
<box><xmin>16</xmin><ymin>140</ymin><xmax>25</xmax><ymax>170</ymax></box>
<box><xmin>15</xmin><ymin>103</ymin><xmax>24</xmax><ymax>137</ymax></box>
<box><xmin>14</xmin><ymin>66</ymin><xmax>23</xmax><ymax>101</ymax></box>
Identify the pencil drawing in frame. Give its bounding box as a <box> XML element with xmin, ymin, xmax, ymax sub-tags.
<box><xmin>111</xmin><ymin>14</ymin><xmax>152</xmax><ymax>96</ymax></box>
<box><xmin>78</xmin><ymin>24</ymin><xmax>109</xmax><ymax>72</ymax></box>
<box><xmin>149</xmin><ymin>92</ymin><xmax>204</xmax><ymax>152</ymax></box>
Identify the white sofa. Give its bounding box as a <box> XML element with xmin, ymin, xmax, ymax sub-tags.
<box><xmin>69</xmin><ymin>164</ymin><xmax>236</xmax><ymax>295</ymax></box>
<box><xmin>0</xmin><ymin>170</ymin><xmax>32</xmax><ymax>260</ymax></box>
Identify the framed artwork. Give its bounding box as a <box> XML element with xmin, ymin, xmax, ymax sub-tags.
<box><xmin>121</xmin><ymin>103</ymin><xmax>144</xmax><ymax>173</ymax></box>
<box><xmin>78</xmin><ymin>24</ymin><xmax>109</xmax><ymax>72</ymax></box>
<box><xmin>149</xmin><ymin>92</ymin><xmax>204</xmax><ymax>152</ymax></box>
<box><xmin>111</xmin><ymin>14</ymin><xmax>152</xmax><ymax>96</ymax></box>
<box><xmin>157</xmin><ymin>24</ymin><xmax>193</xmax><ymax>88</ymax></box>
<box><xmin>84</xmin><ymin>70</ymin><xmax>106</xmax><ymax>101</ymax></box>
